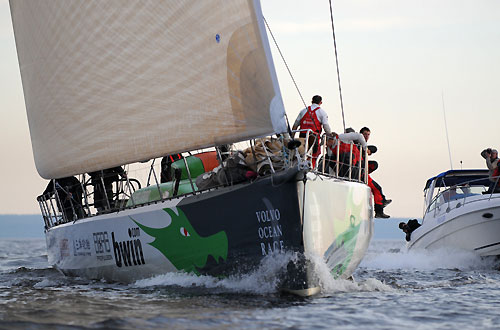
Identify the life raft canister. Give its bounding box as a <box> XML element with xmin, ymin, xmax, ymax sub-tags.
<box><xmin>171</xmin><ymin>151</ymin><xmax>219</xmax><ymax>180</ymax></box>
<box><xmin>299</xmin><ymin>106</ymin><xmax>322</xmax><ymax>134</ymax></box>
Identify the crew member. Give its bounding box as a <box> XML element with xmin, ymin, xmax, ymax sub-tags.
<box><xmin>161</xmin><ymin>153</ymin><xmax>183</xmax><ymax>183</ymax></box>
<box><xmin>325</xmin><ymin>129</ymin><xmax>366</xmax><ymax>178</ymax></box>
<box><xmin>37</xmin><ymin>176</ymin><xmax>84</xmax><ymax>222</ymax></box>
<box><xmin>89</xmin><ymin>166</ymin><xmax>127</xmax><ymax>212</ymax></box>
<box><xmin>292</xmin><ymin>95</ymin><xmax>332</xmax><ymax>167</ymax></box>
<box><xmin>360</xmin><ymin>126</ymin><xmax>391</xmax><ymax>218</ymax></box>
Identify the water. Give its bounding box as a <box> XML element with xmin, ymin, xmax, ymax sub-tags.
<box><xmin>1</xmin><ymin>238</ymin><xmax>499</xmax><ymax>329</ymax></box>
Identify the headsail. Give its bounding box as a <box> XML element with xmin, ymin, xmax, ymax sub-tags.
<box><xmin>10</xmin><ymin>0</ymin><xmax>287</xmax><ymax>179</ymax></box>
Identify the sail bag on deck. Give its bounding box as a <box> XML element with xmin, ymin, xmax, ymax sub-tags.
<box><xmin>10</xmin><ymin>0</ymin><xmax>287</xmax><ymax>179</ymax></box>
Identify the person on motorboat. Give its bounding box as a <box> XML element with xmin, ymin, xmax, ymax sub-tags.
<box><xmin>399</xmin><ymin>219</ymin><xmax>421</xmax><ymax>242</ymax></box>
<box><xmin>442</xmin><ymin>185</ymin><xmax>458</xmax><ymax>202</ymax></box>
<box><xmin>442</xmin><ymin>184</ymin><xmax>476</xmax><ymax>201</ymax></box>
<box><xmin>37</xmin><ymin>176</ymin><xmax>84</xmax><ymax>221</ymax></box>
<box><xmin>480</xmin><ymin>148</ymin><xmax>499</xmax><ymax>193</ymax></box>
<box><xmin>360</xmin><ymin>126</ymin><xmax>391</xmax><ymax>218</ymax></box>
<box><xmin>292</xmin><ymin>95</ymin><xmax>332</xmax><ymax>167</ymax></box>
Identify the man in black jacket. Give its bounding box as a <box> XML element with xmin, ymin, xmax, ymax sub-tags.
<box><xmin>89</xmin><ymin>167</ymin><xmax>127</xmax><ymax>212</ymax></box>
<box><xmin>38</xmin><ymin>176</ymin><xmax>83</xmax><ymax>221</ymax></box>
<box><xmin>399</xmin><ymin>219</ymin><xmax>421</xmax><ymax>242</ymax></box>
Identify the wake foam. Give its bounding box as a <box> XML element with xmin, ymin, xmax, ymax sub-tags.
<box><xmin>33</xmin><ymin>279</ymin><xmax>55</xmax><ymax>288</ymax></box>
<box><xmin>307</xmin><ymin>253</ymin><xmax>393</xmax><ymax>294</ymax></box>
<box><xmin>361</xmin><ymin>245</ymin><xmax>495</xmax><ymax>271</ymax></box>
<box><xmin>132</xmin><ymin>251</ymin><xmax>392</xmax><ymax>295</ymax></box>
<box><xmin>133</xmin><ymin>252</ymin><xmax>297</xmax><ymax>295</ymax></box>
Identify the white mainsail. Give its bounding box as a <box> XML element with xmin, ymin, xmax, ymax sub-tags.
<box><xmin>10</xmin><ymin>0</ymin><xmax>287</xmax><ymax>179</ymax></box>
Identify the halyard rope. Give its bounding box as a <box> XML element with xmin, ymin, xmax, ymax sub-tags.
<box><xmin>328</xmin><ymin>0</ymin><xmax>346</xmax><ymax>131</ymax></box>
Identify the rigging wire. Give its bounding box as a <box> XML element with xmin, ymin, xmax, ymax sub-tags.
<box><xmin>263</xmin><ymin>16</ymin><xmax>321</xmax><ymax>135</ymax></box>
<box><xmin>328</xmin><ymin>0</ymin><xmax>346</xmax><ymax>132</ymax></box>
<box><xmin>442</xmin><ymin>92</ymin><xmax>453</xmax><ymax>169</ymax></box>
<box><xmin>263</xmin><ymin>16</ymin><xmax>307</xmax><ymax>109</ymax></box>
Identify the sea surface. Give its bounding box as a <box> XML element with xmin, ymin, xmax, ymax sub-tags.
<box><xmin>1</xmin><ymin>238</ymin><xmax>499</xmax><ymax>329</ymax></box>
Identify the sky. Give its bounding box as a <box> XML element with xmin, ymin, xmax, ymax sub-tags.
<box><xmin>1</xmin><ymin>0</ymin><xmax>499</xmax><ymax>217</ymax></box>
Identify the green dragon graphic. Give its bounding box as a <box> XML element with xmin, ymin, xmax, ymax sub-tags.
<box><xmin>132</xmin><ymin>208</ymin><xmax>228</xmax><ymax>274</ymax></box>
<box><xmin>330</xmin><ymin>215</ymin><xmax>361</xmax><ymax>277</ymax></box>
<box><xmin>327</xmin><ymin>189</ymin><xmax>363</xmax><ymax>277</ymax></box>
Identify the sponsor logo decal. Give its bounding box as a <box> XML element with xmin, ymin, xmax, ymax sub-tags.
<box><xmin>93</xmin><ymin>231</ymin><xmax>112</xmax><ymax>261</ymax></box>
<box><xmin>73</xmin><ymin>238</ymin><xmax>91</xmax><ymax>257</ymax></box>
<box><xmin>112</xmin><ymin>227</ymin><xmax>146</xmax><ymax>267</ymax></box>
<box><xmin>256</xmin><ymin>207</ymin><xmax>285</xmax><ymax>255</ymax></box>
<box><xmin>60</xmin><ymin>238</ymin><xmax>70</xmax><ymax>258</ymax></box>
<box><xmin>132</xmin><ymin>207</ymin><xmax>228</xmax><ymax>274</ymax></box>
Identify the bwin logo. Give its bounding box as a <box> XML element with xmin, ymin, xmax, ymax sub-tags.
<box><xmin>112</xmin><ymin>232</ymin><xmax>145</xmax><ymax>267</ymax></box>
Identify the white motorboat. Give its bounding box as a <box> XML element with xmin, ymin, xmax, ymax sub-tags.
<box><xmin>408</xmin><ymin>169</ymin><xmax>500</xmax><ymax>256</ymax></box>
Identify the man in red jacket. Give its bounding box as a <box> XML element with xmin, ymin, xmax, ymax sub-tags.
<box><xmin>325</xmin><ymin>129</ymin><xmax>365</xmax><ymax>178</ymax></box>
<box><xmin>360</xmin><ymin>127</ymin><xmax>391</xmax><ymax>218</ymax></box>
<box><xmin>292</xmin><ymin>95</ymin><xmax>332</xmax><ymax>167</ymax></box>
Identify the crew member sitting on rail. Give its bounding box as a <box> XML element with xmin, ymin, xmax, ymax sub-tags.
<box><xmin>360</xmin><ymin>126</ymin><xmax>391</xmax><ymax>219</ymax></box>
<box><xmin>292</xmin><ymin>95</ymin><xmax>332</xmax><ymax>167</ymax></box>
<box><xmin>480</xmin><ymin>148</ymin><xmax>499</xmax><ymax>193</ymax></box>
<box><xmin>37</xmin><ymin>176</ymin><xmax>84</xmax><ymax>222</ymax></box>
<box><xmin>325</xmin><ymin>128</ymin><xmax>366</xmax><ymax>178</ymax></box>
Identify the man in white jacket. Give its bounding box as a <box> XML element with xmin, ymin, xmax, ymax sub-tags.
<box><xmin>292</xmin><ymin>95</ymin><xmax>332</xmax><ymax>167</ymax></box>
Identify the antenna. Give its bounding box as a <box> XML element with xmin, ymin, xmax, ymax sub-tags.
<box><xmin>442</xmin><ymin>92</ymin><xmax>453</xmax><ymax>170</ymax></box>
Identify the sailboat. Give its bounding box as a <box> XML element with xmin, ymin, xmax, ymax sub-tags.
<box><xmin>10</xmin><ymin>0</ymin><xmax>373</xmax><ymax>296</ymax></box>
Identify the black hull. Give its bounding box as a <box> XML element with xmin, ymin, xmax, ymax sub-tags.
<box><xmin>176</xmin><ymin>168</ymin><xmax>315</xmax><ymax>292</ymax></box>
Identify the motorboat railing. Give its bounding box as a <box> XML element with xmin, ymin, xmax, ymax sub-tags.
<box><xmin>38</xmin><ymin>134</ymin><xmax>368</xmax><ymax>229</ymax></box>
<box><xmin>425</xmin><ymin>175</ymin><xmax>500</xmax><ymax>219</ymax></box>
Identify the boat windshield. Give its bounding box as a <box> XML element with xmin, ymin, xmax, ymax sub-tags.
<box><xmin>425</xmin><ymin>174</ymin><xmax>497</xmax><ymax>217</ymax></box>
